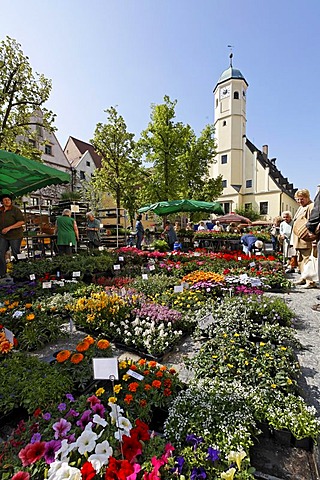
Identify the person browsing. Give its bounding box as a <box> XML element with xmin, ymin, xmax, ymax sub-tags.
<box><xmin>0</xmin><ymin>194</ymin><xmax>25</xmax><ymax>278</ymax></box>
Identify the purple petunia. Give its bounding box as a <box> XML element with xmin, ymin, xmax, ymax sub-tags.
<box><xmin>44</xmin><ymin>439</ymin><xmax>61</xmax><ymax>464</ymax></box>
<box><xmin>92</xmin><ymin>402</ymin><xmax>105</xmax><ymax>418</ymax></box>
<box><xmin>76</xmin><ymin>409</ymin><xmax>92</xmax><ymax>429</ymax></box>
<box><xmin>186</xmin><ymin>434</ymin><xmax>204</xmax><ymax>450</ymax></box>
<box><xmin>58</xmin><ymin>403</ymin><xmax>67</xmax><ymax>412</ymax></box>
<box><xmin>30</xmin><ymin>433</ymin><xmax>42</xmax><ymax>444</ymax></box>
<box><xmin>65</xmin><ymin>393</ymin><xmax>75</xmax><ymax>402</ymax></box>
<box><xmin>52</xmin><ymin>418</ymin><xmax>72</xmax><ymax>439</ymax></box>
<box><xmin>42</xmin><ymin>412</ymin><xmax>51</xmax><ymax>421</ymax></box>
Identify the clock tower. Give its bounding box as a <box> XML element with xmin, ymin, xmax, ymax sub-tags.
<box><xmin>210</xmin><ymin>55</ymin><xmax>248</xmax><ymax>212</ymax></box>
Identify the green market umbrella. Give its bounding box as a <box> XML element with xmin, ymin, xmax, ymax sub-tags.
<box><xmin>0</xmin><ymin>149</ymin><xmax>71</xmax><ymax>197</ymax></box>
<box><xmin>138</xmin><ymin>199</ymin><xmax>224</xmax><ymax>216</ymax></box>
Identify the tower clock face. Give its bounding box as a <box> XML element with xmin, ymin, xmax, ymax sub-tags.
<box><xmin>220</xmin><ymin>85</ymin><xmax>230</xmax><ymax>99</ymax></box>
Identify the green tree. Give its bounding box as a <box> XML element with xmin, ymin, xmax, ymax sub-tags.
<box><xmin>137</xmin><ymin>96</ymin><xmax>190</xmax><ymax>202</ymax></box>
<box><xmin>0</xmin><ymin>36</ymin><xmax>55</xmax><ymax>159</ymax></box>
<box><xmin>137</xmin><ymin>96</ymin><xmax>222</xmax><ymax>204</ymax></box>
<box><xmin>235</xmin><ymin>205</ymin><xmax>261</xmax><ymax>221</ymax></box>
<box><xmin>90</xmin><ymin>106</ymin><xmax>141</xmax><ymax>225</ymax></box>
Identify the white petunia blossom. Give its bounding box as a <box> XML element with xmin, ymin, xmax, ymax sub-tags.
<box><xmin>93</xmin><ymin>413</ymin><xmax>107</xmax><ymax>427</ymax></box>
<box><xmin>76</xmin><ymin>423</ymin><xmax>98</xmax><ymax>455</ymax></box>
<box><xmin>47</xmin><ymin>460</ymin><xmax>81</xmax><ymax>480</ymax></box>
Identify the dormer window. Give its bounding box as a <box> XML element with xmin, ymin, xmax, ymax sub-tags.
<box><xmin>234</xmin><ymin>91</ymin><xmax>239</xmax><ymax>99</ymax></box>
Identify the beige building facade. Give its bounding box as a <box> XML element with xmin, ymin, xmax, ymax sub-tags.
<box><xmin>210</xmin><ymin>59</ymin><xmax>298</xmax><ymax>220</ymax></box>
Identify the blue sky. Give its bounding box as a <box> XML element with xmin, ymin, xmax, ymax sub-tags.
<box><xmin>2</xmin><ymin>0</ymin><xmax>320</xmax><ymax>197</ymax></box>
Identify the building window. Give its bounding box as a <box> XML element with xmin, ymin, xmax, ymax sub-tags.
<box><xmin>223</xmin><ymin>202</ymin><xmax>230</xmax><ymax>214</ymax></box>
<box><xmin>31</xmin><ymin>197</ymin><xmax>39</xmax><ymax>206</ymax></box>
<box><xmin>234</xmin><ymin>91</ymin><xmax>239</xmax><ymax>99</ymax></box>
<box><xmin>246</xmin><ymin>179</ymin><xmax>252</xmax><ymax>188</ymax></box>
<box><xmin>221</xmin><ymin>154</ymin><xmax>227</xmax><ymax>164</ymax></box>
<box><xmin>86</xmin><ymin>161</ymin><xmax>90</xmax><ymax>167</ymax></box>
<box><xmin>222</xmin><ymin>180</ymin><xmax>227</xmax><ymax>188</ymax></box>
<box><xmin>45</xmin><ymin>144</ymin><xmax>52</xmax><ymax>155</ymax></box>
<box><xmin>260</xmin><ymin>201</ymin><xmax>268</xmax><ymax>215</ymax></box>
<box><xmin>223</xmin><ymin>120</ymin><xmax>227</xmax><ymax>126</ymax></box>
<box><xmin>244</xmin><ymin>203</ymin><xmax>252</xmax><ymax>212</ymax></box>
<box><xmin>216</xmin><ymin>99</ymin><xmax>218</xmax><ymax>107</ymax></box>
<box><xmin>36</xmin><ymin>125</ymin><xmax>43</xmax><ymax>137</ymax></box>
<box><xmin>80</xmin><ymin>171</ymin><xmax>85</xmax><ymax>180</ymax></box>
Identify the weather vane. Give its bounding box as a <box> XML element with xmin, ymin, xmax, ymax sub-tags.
<box><xmin>227</xmin><ymin>45</ymin><xmax>234</xmax><ymax>67</ymax></box>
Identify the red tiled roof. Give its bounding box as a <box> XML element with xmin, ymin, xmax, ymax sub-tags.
<box><xmin>70</xmin><ymin>137</ymin><xmax>102</xmax><ymax>168</ymax></box>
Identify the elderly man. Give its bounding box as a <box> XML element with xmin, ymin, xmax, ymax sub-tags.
<box><xmin>306</xmin><ymin>190</ymin><xmax>320</xmax><ymax>309</ymax></box>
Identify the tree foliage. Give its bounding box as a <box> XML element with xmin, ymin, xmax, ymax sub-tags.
<box><xmin>90</xmin><ymin>106</ymin><xmax>141</xmax><ymax>225</ymax></box>
<box><xmin>137</xmin><ymin>95</ymin><xmax>222</xmax><ymax>204</ymax></box>
<box><xmin>235</xmin><ymin>206</ymin><xmax>261</xmax><ymax>221</ymax></box>
<box><xmin>0</xmin><ymin>36</ymin><xmax>55</xmax><ymax>159</ymax></box>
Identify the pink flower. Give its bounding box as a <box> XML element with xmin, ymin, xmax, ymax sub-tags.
<box><xmin>12</xmin><ymin>472</ymin><xmax>30</xmax><ymax>480</ymax></box>
<box><xmin>126</xmin><ymin>463</ymin><xmax>141</xmax><ymax>480</ymax></box>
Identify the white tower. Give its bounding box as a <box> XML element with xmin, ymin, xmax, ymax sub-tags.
<box><xmin>211</xmin><ymin>54</ymin><xmax>248</xmax><ymax>211</ymax></box>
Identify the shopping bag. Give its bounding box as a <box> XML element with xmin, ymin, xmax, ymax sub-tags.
<box><xmin>301</xmin><ymin>254</ymin><xmax>318</xmax><ymax>282</ymax></box>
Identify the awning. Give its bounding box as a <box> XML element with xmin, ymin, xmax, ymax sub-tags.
<box><xmin>0</xmin><ymin>149</ymin><xmax>71</xmax><ymax>197</ymax></box>
<box><xmin>138</xmin><ymin>199</ymin><xmax>224</xmax><ymax>216</ymax></box>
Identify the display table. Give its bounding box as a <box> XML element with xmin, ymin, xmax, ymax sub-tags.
<box><xmin>22</xmin><ymin>234</ymin><xmax>58</xmax><ymax>258</ymax></box>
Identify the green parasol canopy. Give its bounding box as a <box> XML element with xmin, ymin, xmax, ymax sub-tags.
<box><xmin>138</xmin><ymin>199</ymin><xmax>224</xmax><ymax>216</ymax></box>
<box><xmin>0</xmin><ymin>149</ymin><xmax>71</xmax><ymax>197</ymax></box>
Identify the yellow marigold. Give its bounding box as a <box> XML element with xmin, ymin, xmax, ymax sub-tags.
<box><xmin>113</xmin><ymin>384</ymin><xmax>122</xmax><ymax>394</ymax></box>
<box><xmin>56</xmin><ymin>350</ymin><xmax>71</xmax><ymax>363</ymax></box>
<box><xmin>25</xmin><ymin>303</ymin><xmax>32</xmax><ymax>309</ymax></box>
<box><xmin>108</xmin><ymin>396</ymin><xmax>117</xmax><ymax>403</ymax></box>
<box><xmin>71</xmin><ymin>353</ymin><xmax>84</xmax><ymax>364</ymax></box>
<box><xmin>119</xmin><ymin>360</ymin><xmax>128</xmax><ymax>369</ymax></box>
<box><xmin>0</xmin><ymin>307</ymin><xmax>7</xmax><ymax>314</ymax></box>
<box><xmin>76</xmin><ymin>340</ymin><xmax>90</xmax><ymax>352</ymax></box>
<box><xmin>26</xmin><ymin>313</ymin><xmax>35</xmax><ymax>321</ymax></box>
<box><xmin>97</xmin><ymin>339</ymin><xmax>111</xmax><ymax>350</ymax></box>
<box><xmin>122</xmin><ymin>374</ymin><xmax>130</xmax><ymax>381</ymax></box>
<box><xmin>96</xmin><ymin>388</ymin><xmax>105</xmax><ymax>397</ymax></box>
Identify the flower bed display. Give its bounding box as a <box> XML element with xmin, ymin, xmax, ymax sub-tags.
<box><xmin>0</xmin><ymin>245</ymin><xmax>319</xmax><ymax>480</ymax></box>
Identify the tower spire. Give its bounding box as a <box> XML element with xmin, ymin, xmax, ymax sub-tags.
<box><xmin>227</xmin><ymin>45</ymin><xmax>234</xmax><ymax>67</ymax></box>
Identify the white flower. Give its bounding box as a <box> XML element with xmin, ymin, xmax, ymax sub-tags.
<box><xmin>88</xmin><ymin>440</ymin><xmax>113</xmax><ymax>472</ymax></box>
<box><xmin>55</xmin><ymin>439</ymin><xmax>77</xmax><ymax>462</ymax></box>
<box><xmin>76</xmin><ymin>423</ymin><xmax>98</xmax><ymax>455</ymax></box>
<box><xmin>116</xmin><ymin>415</ymin><xmax>132</xmax><ymax>433</ymax></box>
<box><xmin>93</xmin><ymin>413</ymin><xmax>107</xmax><ymax>427</ymax></box>
<box><xmin>108</xmin><ymin>402</ymin><xmax>123</xmax><ymax>424</ymax></box>
<box><xmin>13</xmin><ymin>310</ymin><xmax>24</xmax><ymax>318</ymax></box>
<box><xmin>47</xmin><ymin>460</ymin><xmax>81</xmax><ymax>480</ymax></box>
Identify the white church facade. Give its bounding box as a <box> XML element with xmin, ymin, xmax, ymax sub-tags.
<box><xmin>210</xmin><ymin>57</ymin><xmax>298</xmax><ymax>220</ymax></box>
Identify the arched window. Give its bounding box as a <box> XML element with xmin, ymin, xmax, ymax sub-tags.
<box><xmin>216</xmin><ymin>98</ymin><xmax>218</xmax><ymax>107</ymax></box>
<box><xmin>234</xmin><ymin>91</ymin><xmax>239</xmax><ymax>99</ymax></box>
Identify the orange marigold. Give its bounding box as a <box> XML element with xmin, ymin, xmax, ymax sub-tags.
<box><xmin>152</xmin><ymin>380</ymin><xmax>161</xmax><ymax>389</ymax></box>
<box><xmin>97</xmin><ymin>339</ymin><xmax>111</xmax><ymax>350</ymax></box>
<box><xmin>139</xmin><ymin>399</ymin><xmax>147</xmax><ymax>407</ymax></box>
<box><xmin>25</xmin><ymin>303</ymin><xmax>32</xmax><ymax>309</ymax></box>
<box><xmin>84</xmin><ymin>335</ymin><xmax>95</xmax><ymax>345</ymax></box>
<box><xmin>71</xmin><ymin>353</ymin><xmax>84</xmax><ymax>364</ymax></box>
<box><xmin>56</xmin><ymin>350</ymin><xmax>71</xmax><ymax>363</ymax></box>
<box><xmin>155</xmin><ymin>371</ymin><xmax>163</xmax><ymax>378</ymax></box>
<box><xmin>26</xmin><ymin>313</ymin><xmax>35</xmax><ymax>321</ymax></box>
<box><xmin>76</xmin><ymin>340</ymin><xmax>90</xmax><ymax>352</ymax></box>
<box><xmin>148</xmin><ymin>361</ymin><xmax>157</xmax><ymax>368</ymax></box>
<box><xmin>0</xmin><ymin>340</ymin><xmax>12</xmax><ymax>354</ymax></box>
<box><xmin>143</xmin><ymin>370</ymin><xmax>150</xmax><ymax>376</ymax></box>
<box><xmin>144</xmin><ymin>384</ymin><xmax>152</xmax><ymax>391</ymax></box>
<box><xmin>124</xmin><ymin>394</ymin><xmax>133</xmax><ymax>405</ymax></box>
<box><xmin>128</xmin><ymin>382</ymin><xmax>139</xmax><ymax>392</ymax></box>
<box><xmin>164</xmin><ymin>388</ymin><xmax>172</xmax><ymax>397</ymax></box>
<box><xmin>138</xmin><ymin>359</ymin><xmax>147</xmax><ymax>366</ymax></box>
<box><xmin>159</xmin><ymin>365</ymin><xmax>167</xmax><ymax>371</ymax></box>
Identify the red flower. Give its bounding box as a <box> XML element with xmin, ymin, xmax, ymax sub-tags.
<box><xmin>33</xmin><ymin>408</ymin><xmax>42</xmax><ymax>418</ymax></box>
<box><xmin>133</xmin><ymin>419</ymin><xmax>150</xmax><ymax>441</ymax></box>
<box><xmin>18</xmin><ymin>441</ymin><xmax>46</xmax><ymax>466</ymax></box>
<box><xmin>152</xmin><ymin>380</ymin><xmax>161</xmax><ymax>389</ymax></box>
<box><xmin>12</xmin><ymin>472</ymin><xmax>30</xmax><ymax>480</ymax></box>
<box><xmin>128</xmin><ymin>382</ymin><xmax>139</xmax><ymax>392</ymax></box>
<box><xmin>81</xmin><ymin>461</ymin><xmax>96</xmax><ymax>480</ymax></box>
<box><xmin>105</xmin><ymin>457</ymin><xmax>134</xmax><ymax>480</ymax></box>
<box><xmin>122</xmin><ymin>434</ymin><xmax>142</xmax><ymax>461</ymax></box>
<box><xmin>124</xmin><ymin>394</ymin><xmax>133</xmax><ymax>405</ymax></box>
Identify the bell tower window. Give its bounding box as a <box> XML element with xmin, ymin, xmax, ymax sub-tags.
<box><xmin>234</xmin><ymin>91</ymin><xmax>239</xmax><ymax>99</ymax></box>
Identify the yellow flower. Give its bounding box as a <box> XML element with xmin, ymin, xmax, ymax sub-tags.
<box><xmin>271</xmin><ymin>383</ymin><xmax>277</xmax><ymax>389</ymax></box>
<box><xmin>119</xmin><ymin>361</ymin><xmax>127</xmax><ymax>369</ymax></box>
<box><xmin>113</xmin><ymin>384</ymin><xmax>122</xmax><ymax>394</ymax></box>
<box><xmin>260</xmin><ymin>342</ymin><xmax>265</xmax><ymax>346</ymax></box>
<box><xmin>26</xmin><ymin>313</ymin><xmax>35</xmax><ymax>321</ymax></box>
<box><xmin>96</xmin><ymin>388</ymin><xmax>105</xmax><ymax>397</ymax></box>
<box><xmin>227</xmin><ymin>364</ymin><xmax>234</xmax><ymax>369</ymax></box>
<box><xmin>221</xmin><ymin>467</ymin><xmax>236</xmax><ymax>479</ymax></box>
<box><xmin>122</xmin><ymin>374</ymin><xmax>130</xmax><ymax>381</ymax></box>
<box><xmin>287</xmin><ymin>378</ymin><xmax>293</xmax><ymax>385</ymax></box>
<box><xmin>108</xmin><ymin>396</ymin><xmax>117</xmax><ymax>403</ymax></box>
<box><xmin>227</xmin><ymin>449</ymin><xmax>247</xmax><ymax>470</ymax></box>
<box><xmin>280</xmin><ymin>346</ymin><xmax>287</xmax><ymax>351</ymax></box>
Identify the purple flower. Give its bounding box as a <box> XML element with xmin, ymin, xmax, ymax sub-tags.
<box><xmin>31</xmin><ymin>433</ymin><xmax>42</xmax><ymax>443</ymax></box>
<box><xmin>171</xmin><ymin>456</ymin><xmax>185</xmax><ymax>474</ymax></box>
<box><xmin>52</xmin><ymin>418</ymin><xmax>72</xmax><ymax>439</ymax></box>
<box><xmin>186</xmin><ymin>434</ymin><xmax>204</xmax><ymax>450</ymax></box>
<box><xmin>66</xmin><ymin>393</ymin><xmax>75</xmax><ymax>402</ymax></box>
<box><xmin>44</xmin><ymin>439</ymin><xmax>61</xmax><ymax>464</ymax></box>
<box><xmin>58</xmin><ymin>403</ymin><xmax>67</xmax><ymax>412</ymax></box>
<box><xmin>76</xmin><ymin>410</ymin><xmax>92</xmax><ymax>429</ymax></box>
<box><xmin>190</xmin><ymin>467</ymin><xmax>207</xmax><ymax>479</ymax></box>
<box><xmin>92</xmin><ymin>402</ymin><xmax>105</xmax><ymax>417</ymax></box>
<box><xmin>207</xmin><ymin>447</ymin><xmax>220</xmax><ymax>462</ymax></box>
<box><xmin>66</xmin><ymin>408</ymin><xmax>79</xmax><ymax>418</ymax></box>
<box><xmin>42</xmin><ymin>412</ymin><xmax>51</xmax><ymax>421</ymax></box>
